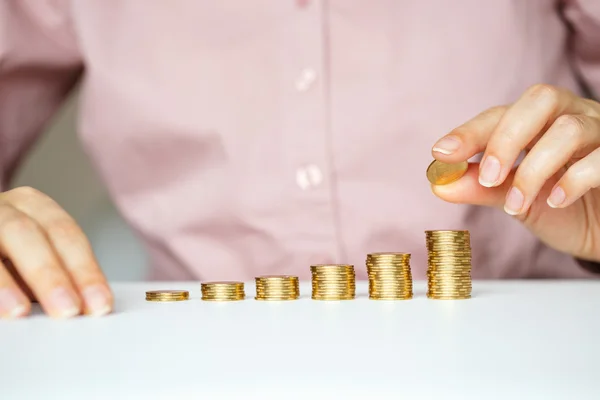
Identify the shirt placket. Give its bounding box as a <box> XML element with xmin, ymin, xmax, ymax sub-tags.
<box><xmin>280</xmin><ymin>0</ymin><xmax>341</xmax><ymax>263</ymax></box>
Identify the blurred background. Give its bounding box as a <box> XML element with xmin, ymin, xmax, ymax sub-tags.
<box><xmin>9</xmin><ymin>89</ymin><xmax>148</xmax><ymax>281</ymax></box>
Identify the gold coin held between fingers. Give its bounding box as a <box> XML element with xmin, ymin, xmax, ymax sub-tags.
<box><xmin>426</xmin><ymin>160</ymin><xmax>468</xmax><ymax>185</ymax></box>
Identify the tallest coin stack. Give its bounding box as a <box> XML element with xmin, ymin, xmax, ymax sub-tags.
<box><xmin>425</xmin><ymin>230</ymin><xmax>472</xmax><ymax>299</ymax></box>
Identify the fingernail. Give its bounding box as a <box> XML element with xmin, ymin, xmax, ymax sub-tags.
<box><xmin>432</xmin><ymin>136</ymin><xmax>461</xmax><ymax>155</ymax></box>
<box><xmin>48</xmin><ymin>287</ymin><xmax>79</xmax><ymax>318</ymax></box>
<box><xmin>504</xmin><ymin>186</ymin><xmax>524</xmax><ymax>215</ymax></box>
<box><xmin>547</xmin><ymin>186</ymin><xmax>566</xmax><ymax>208</ymax></box>
<box><xmin>83</xmin><ymin>285</ymin><xmax>111</xmax><ymax>316</ymax></box>
<box><xmin>0</xmin><ymin>288</ymin><xmax>27</xmax><ymax>318</ymax></box>
<box><xmin>479</xmin><ymin>155</ymin><xmax>501</xmax><ymax>187</ymax></box>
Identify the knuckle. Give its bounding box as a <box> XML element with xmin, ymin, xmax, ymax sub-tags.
<box><xmin>561</xmin><ymin>168</ymin><xmax>576</xmax><ymax>185</ymax></box>
<box><xmin>34</xmin><ymin>268</ymin><xmax>70</xmax><ymax>288</ymax></box>
<box><xmin>564</xmin><ymin>162</ymin><xmax>590</xmax><ymax>184</ymax></box>
<box><xmin>560</xmin><ymin>171</ymin><xmax>583</xmax><ymax>194</ymax></box>
<box><xmin>585</xmin><ymin>100</ymin><xmax>600</xmax><ymax>119</ymax></box>
<box><xmin>555</xmin><ymin>114</ymin><xmax>586</xmax><ymax>141</ymax></box>
<box><xmin>46</xmin><ymin>219</ymin><xmax>85</xmax><ymax>243</ymax></box>
<box><xmin>482</xmin><ymin>105</ymin><xmax>507</xmax><ymax>117</ymax></box>
<box><xmin>514</xmin><ymin>161</ymin><xmax>540</xmax><ymax>185</ymax></box>
<box><xmin>8</xmin><ymin>186</ymin><xmax>43</xmax><ymax>199</ymax></box>
<box><xmin>3</xmin><ymin>186</ymin><xmax>50</xmax><ymax>206</ymax></box>
<box><xmin>0</xmin><ymin>213</ymin><xmax>38</xmax><ymax>236</ymax></box>
<box><xmin>501</xmin><ymin>128</ymin><xmax>519</xmax><ymax>143</ymax></box>
<box><xmin>448</xmin><ymin>126</ymin><xmax>469</xmax><ymax>139</ymax></box>
<box><xmin>527</xmin><ymin>83</ymin><xmax>560</xmax><ymax>105</ymax></box>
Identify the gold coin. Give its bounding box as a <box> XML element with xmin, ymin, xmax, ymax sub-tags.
<box><xmin>311</xmin><ymin>264</ymin><xmax>356</xmax><ymax>300</ymax></box>
<box><xmin>365</xmin><ymin>252</ymin><xmax>413</xmax><ymax>300</ymax></box>
<box><xmin>427</xmin><ymin>293</ymin><xmax>471</xmax><ymax>300</ymax></box>
<box><xmin>425</xmin><ymin>229</ymin><xmax>469</xmax><ymax>235</ymax></box>
<box><xmin>255</xmin><ymin>275</ymin><xmax>300</xmax><ymax>301</ymax></box>
<box><xmin>145</xmin><ymin>290</ymin><xmax>189</xmax><ymax>301</ymax></box>
<box><xmin>201</xmin><ymin>281</ymin><xmax>245</xmax><ymax>301</ymax></box>
<box><xmin>312</xmin><ymin>295</ymin><xmax>355</xmax><ymax>301</ymax></box>
<box><xmin>424</xmin><ymin>229</ymin><xmax>474</xmax><ymax>300</ymax></box>
<box><xmin>256</xmin><ymin>275</ymin><xmax>297</xmax><ymax>280</ymax></box>
<box><xmin>146</xmin><ymin>290</ymin><xmax>188</xmax><ymax>295</ymax></box>
<box><xmin>145</xmin><ymin>297</ymin><xmax>188</xmax><ymax>302</ymax></box>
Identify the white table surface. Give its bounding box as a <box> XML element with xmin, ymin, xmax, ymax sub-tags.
<box><xmin>1</xmin><ymin>280</ymin><xmax>599</xmax><ymax>400</ymax></box>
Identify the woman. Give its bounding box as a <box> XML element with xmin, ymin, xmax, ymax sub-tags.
<box><xmin>1</xmin><ymin>0</ymin><xmax>599</xmax><ymax>318</ymax></box>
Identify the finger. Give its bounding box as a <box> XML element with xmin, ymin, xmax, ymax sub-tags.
<box><xmin>547</xmin><ymin>147</ymin><xmax>600</xmax><ymax>208</ymax></box>
<box><xmin>0</xmin><ymin>202</ymin><xmax>82</xmax><ymax>318</ymax></box>
<box><xmin>505</xmin><ymin>114</ymin><xmax>600</xmax><ymax>215</ymax></box>
<box><xmin>431</xmin><ymin>163</ymin><xmax>511</xmax><ymax>209</ymax></box>
<box><xmin>432</xmin><ymin>106</ymin><xmax>506</xmax><ymax>161</ymax></box>
<box><xmin>4</xmin><ymin>187</ymin><xmax>113</xmax><ymax>316</ymax></box>
<box><xmin>479</xmin><ymin>84</ymin><xmax>590</xmax><ymax>188</ymax></box>
<box><xmin>0</xmin><ymin>259</ymin><xmax>30</xmax><ymax>318</ymax></box>
<box><xmin>4</xmin><ymin>257</ymin><xmax>36</xmax><ymax>300</ymax></box>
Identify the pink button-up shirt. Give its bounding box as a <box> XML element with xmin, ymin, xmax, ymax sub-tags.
<box><xmin>2</xmin><ymin>1</ymin><xmax>600</xmax><ymax>281</ymax></box>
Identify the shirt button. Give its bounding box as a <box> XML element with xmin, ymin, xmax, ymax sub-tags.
<box><xmin>295</xmin><ymin>68</ymin><xmax>317</xmax><ymax>92</ymax></box>
<box><xmin>296</xmin><ymin>164</ymin><xmax>323</xmax><ymax>190</ymax></box>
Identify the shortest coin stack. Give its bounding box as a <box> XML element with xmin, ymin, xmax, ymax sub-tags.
<box><xmin>255</xmin><ymin>275</ymin><xmax>300</xmax><ymax>301</ymax></box>
<box><xmin>145</xmin><ymin>290</ymin><xmax>189</xmax><ymax>302</ymax></box>
<box><xmin>201</xmin><ymin>281</ymin><xmax>245</xmax><ymax>301</ymax></box>
<box><xmin>425</xmin><ymin>230</ymin><xmax>472</xmax><ymax>300</ymax></box>
<box><xmin>366</xmin><ymin>253</ymin><xmax>413</xmax><ymax>300</ymax></box>
<box><xmin>310</xmin><ymin>264</ymin><xmax>356</xmax><ymax>300</ymax></box>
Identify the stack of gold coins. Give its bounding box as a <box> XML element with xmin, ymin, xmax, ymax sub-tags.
<box><xmin>425</xmin><ymin>230</ymin><xmax>472</xmax><ymax>299</ymax></box>
<box><xmin>255</xmin><ymin>275</ymin><xmax>300</xmax><ymax>301</ymax></box>
<box><xmin>201</xmin><ymin>281</ymin><xmax>245</xmax><ymax>301</ymax></box>
<box><xmin>145</xmin><ymin>290</ymin><xmax>189</xmax><ymax>302</ymax></box>
<box><xmin>366</xmin><ymin>253</ymin><xmax>413</xmax><ymax>300</ymax></box>
<box><xmin>310</xmin><ymin>264</ymin><xmax>356</xmax><ymax>300</ymax></box>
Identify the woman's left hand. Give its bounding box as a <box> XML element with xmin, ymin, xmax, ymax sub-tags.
<box><xmin>430</xmin><ymin>84</ymin><xmax>600</xmax><ymax>263</ymax></box>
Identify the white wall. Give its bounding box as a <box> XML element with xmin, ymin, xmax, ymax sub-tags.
<box><xmin>9</xmin><ymin>92</ymin><xmax>148</xmax><ymax>281</ymax></box>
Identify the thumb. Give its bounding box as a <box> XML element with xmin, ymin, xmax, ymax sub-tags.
<box><xmin>430</xmin><ymin>163</ymin><xmax>512</xmax><ymax>210</ymax></box>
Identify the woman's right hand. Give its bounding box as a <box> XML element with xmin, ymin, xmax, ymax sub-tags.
<box><xmin>0</xmin><ymin>186</ymin><xmax>112</xmax><ymax>319</ymax></box>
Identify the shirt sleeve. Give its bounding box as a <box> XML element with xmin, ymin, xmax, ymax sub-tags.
<box><xmin>0</xmin><ymin>0</ymin><xmax>82</xmax><ymax>190</ymax></box>
<box><xmin>562</xmin><ymin>0</ymin><xmax>600</xmax><ymax>98</ymax></box>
